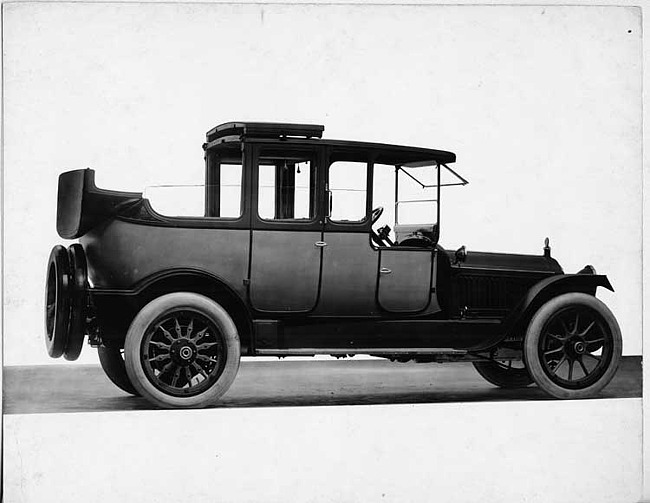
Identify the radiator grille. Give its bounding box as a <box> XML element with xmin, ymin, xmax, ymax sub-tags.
<box><xmin>451</xmin><ymin>274</ymin><xmax>538</xmax><ymax>315</ymax></box>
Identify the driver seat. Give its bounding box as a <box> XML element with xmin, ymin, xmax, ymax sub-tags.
<box><xmin>395</xmin><ymin>223</ymin><xmax>439</xmax><ymax>246</ymax></box>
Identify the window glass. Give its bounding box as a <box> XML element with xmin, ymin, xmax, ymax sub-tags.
<box><xmin>258</xmin><ymin>152</ymin><xmax>316</xmax><ymax>221</ymax></box>
<box><xmin>146</xmin><ymin>160</ymin><xmax>244</xmax><ymax>219</ymax></box>
<box><xmin>200</xmin><ymin>150</ymin><xmax>244</xmax><ymax>219</ymax></box>
<box><xmin>146</xmin><ymin>183</ymin><xmax>205</xmax><ymax>217</ymax></box>
<box><xmin>372</xmin><ymin>163</ymin><xmax>396</xmax><ymax>236</ymax></box>
<box><xmin>328</xmin><ymin>161</ymin><xmax>367</xmax><ymax>222</ymax></box>
<box><xmin>395</xmin><ymin>166</ymin><xmax>438</xmax><ymax>225</ymax></box>
<box><xmin>218</xmin><ymin>163</ymin><xmax>243</xmax><ymax>218</ymax></box>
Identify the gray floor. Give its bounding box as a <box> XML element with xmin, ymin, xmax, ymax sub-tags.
<box><xmin>3</xmin><ymin>356</ymin><xmax>641</xmax><ymax>414</ymax></box>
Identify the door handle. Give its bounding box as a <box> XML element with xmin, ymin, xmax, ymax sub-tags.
<box><xmin>315</xmin><ymin>241</ymin><xmax>328</xmax><ymax>248</ymax></box>
<box><xmin>380</xmin><ymin>267</ymin><xmax>392</xmax><ymax>274</ymax></box>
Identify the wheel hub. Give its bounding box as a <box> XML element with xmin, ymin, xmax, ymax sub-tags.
<box><xmin>573</xmin><ymin>341</ymin><xmax>586</xmax><ymax>355</ymax></box>
<box><xmin>170</xmin><ymin>340</ymin><xmax>197</xmax><ymax>366</ymax></box>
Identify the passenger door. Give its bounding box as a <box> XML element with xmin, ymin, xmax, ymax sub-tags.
<box><xmin>377</xmin><ymin>247</ymin><xmax>435</xmax><ymax>313</ymax></box>
<box><xmin>248</xmin><ymin>144</ymin><xmax>323</xmax><ymax>313</ymax></box>
<box><xmin>318</xmin><ymin>158</ymin><xmax>379</xmax><ymax>315</ymax></box>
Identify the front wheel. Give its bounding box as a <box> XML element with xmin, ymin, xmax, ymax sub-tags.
<box><xmin>124</xmin><ymin>292</ymin><xmax>241</xmax><ymax>408</ymax></box>
<box><xmin>524</xmin><ymin>292</ymin><xmax>622</xmax><ymax>399</ymax></box>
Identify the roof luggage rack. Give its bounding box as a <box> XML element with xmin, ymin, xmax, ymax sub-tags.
<box><xmin>206</xmin><ymin>122</ymin><xmax>325</xmax><ymax>143</ymax></box>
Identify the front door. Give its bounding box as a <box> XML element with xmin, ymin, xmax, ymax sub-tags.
<box><xmin>377</xmin><ymin>247</ymin><xmax>434</xmax><ymax>313</ymax></box>
<box><xmin>248</xmin><ymin>144</ymin><xmax>323</xmax><ymax>313</ymax></box>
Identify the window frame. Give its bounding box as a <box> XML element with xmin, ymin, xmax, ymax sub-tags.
<box><xmin>203</xmin><ymin>144</ymin><xmax>248</xmax><ymax>224</ymax></box>
<box><xmin>323</xmin><ymin>147</ymin><xmax>374</xmax><ymax>234</ymax></box>
<box><xmin>250</xmin><ymin>141</ymin><xmax>324</xmax><ymax>232</ymax></box>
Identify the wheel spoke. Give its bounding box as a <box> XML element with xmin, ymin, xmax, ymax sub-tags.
<box><xmin>171</xmin><ymin>367</ymin><xmax>181</xmax><ymax>387</ymax></box>
<box><xmin>567</xmin><ymin>360</ymin><xmax>574</xmax><ymax>380</ymax></box>
<box><xmin>185</xmin><ymin>367</ymin><xmax>193</xmax><ymax>386</ymax></box>
<box><xmin>544</xmin><ymin>347</ymin><xmax>564</xmax><ymax>356</ymax></box>
<box><xmin>578</xmin><ymin>357</ymin><xmax>590</xmax><ymax>377</ymax></box>
<box><xmin>149</xmin><ymin>341</ymin><xmax>170</xmax><ymax>350</ymax></box>
<box><xmin>159</xmin><ymin>360</ymin><xmax>175</xmax><ymax>375</ymax></box>
<box><xmin>196</xmin><ymin>342</ymin><xmax>219</xmax><ymax>352</ymax></box>
<box><xmin>579</xmin><ymin>320</ymin><xmax>595</xmax><ymax>337</ymax></box>
<box><xmin>186</xmin><ymin>318</ymin><xmax>194</xmax><ymax>339</ymax></box>
<box><xmin>585</xmin><ymin>337</ymin><xmax>604</xmax><ymax>344</ymax></box>
<box><xmin>174</xmin><ymin>318</ymin><xmax>183</xmax><ymax>339</ymax></box>
<box><xmin>158</xmin><ymin>325</ymin><xmax>175</xmax><ymax>342</ymax></box>
<box><xmin>551</xmin><ymin>356</ymin><xmax>567</xmax><ymax>375</ymax></box>
<box><xmin>573</xmin><ymin>312</ymin><xmax>579</xmax><ymax>334</ymax></box>
<box><xmin>559</xmin><ymin>318</ymin><xmax>571</xmax><ymax>336</ymax></box>
<box><xmin>583</xmin><ymin>353</ymin><xmax>602</xmax><ymax>363</ymax></box>
<box><xmin>146</xmin><ymin>354</ymin><xmax>170</xmax><ymax>363</ymax></box>
<box><xmin>192</xmin><ymin>362</ymin><xmax>209</xmax><ymax>379</ymax></box>
<box><xmin>190</xmin><ymin>327</ymin><xmax>209</xmax><ymax>342</ymax></box>
<box><xmin>197</xmin><ymin>354</ymin><xmax>217</xmax><ymax>364</ymax></box>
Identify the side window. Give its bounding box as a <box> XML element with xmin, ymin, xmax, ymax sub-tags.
<box><xmin>146</xmin><ymin>182</ymin><xmax>206</xmax><ymax>217</ymax></box>
<box><xmin>204</xmin><ymin>150</ymin><xmax>244</xmax><ymax>219</ymax></box>
<box><xmin>328</xmin><ymin>161</ymin><xmax>368</xmax><ymax>222</ymax></box>
<box><xmin>372</xmin><ymin>163</ymin><xmax>396</xmax><ymax>234</ymax></box>
<box><xmin>394</xmin><ymin>165</ymin><xmax>438</xmax><ymax>225</ymax></box>
<box><xmin>257</xmin><ymin>150</ymin><xmax>317</xmax><ymax>221</ymax></box>
<box><xmin>147</xmin><ymin>151</ymin><xmax>245</xmax><ymax>219</ymax></box>
<box><xmin>217</xmin><ymin>163</ymin><xmax>244</xmax><ymax>218</ymax></box>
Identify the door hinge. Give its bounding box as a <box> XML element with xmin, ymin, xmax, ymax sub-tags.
<box><xmin>243</xmin><ymin>278</ymin><xmax>250</xmax><ymax>286</ymax></box>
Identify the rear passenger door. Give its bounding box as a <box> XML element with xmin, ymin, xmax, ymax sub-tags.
<box><xmin>248</xmin><ymin>144</ymin><xmax>323</xmax><ymax>313</ymax></box>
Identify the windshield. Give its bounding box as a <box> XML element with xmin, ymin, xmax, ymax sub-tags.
<box><xmin>395</xmin><ymin>163</ymin><xmax>467</xmax><ymax>225</ymax></box>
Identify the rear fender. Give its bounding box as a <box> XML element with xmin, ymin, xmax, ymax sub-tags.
<box><xmin>503</xmin><ymin>274</ymin><xmax>614</xmax><ymax>339</ymax></box>
<box><xmin>92</xmin><ymin>268</ymin><xmax>253</xmax><ymax>353</ymax></box>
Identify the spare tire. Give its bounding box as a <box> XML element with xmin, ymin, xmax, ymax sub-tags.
<box><xmin>44</xmin><ymin>245</ymin><xmax>71</xmax><ymax>358</ymax></box>
<box><xmin>64</xmin><ymin>244</ymin><xmax>88</xmax><ymax>361</ymax></box>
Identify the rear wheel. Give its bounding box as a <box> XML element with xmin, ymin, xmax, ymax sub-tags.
<box><xmin>524</xmin><ymin>292</ymin><xmax>622</xmax><ymax>399</ymax></box>
<box><xmin>98</xmin><ymin>346</ymin><xmax>140</xmax><ymax>396</ymax></box>
<box><xmin>473</xmin><ymin>359</ymin><xmax>533</xmax><ymax>388</ymax></box>
<box><xmin>124</xmin><ymin>293</ymin><xmax>241</xmax><ymax>408</ymax></box>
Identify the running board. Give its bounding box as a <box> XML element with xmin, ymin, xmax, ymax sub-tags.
<box><xmin>253</xmin><ymin>318</ymin><xmax>504</xmax><ymax>353</ymax></box>
<box><xmin>255</xmin><ymin>348</ymin><xmax>468</xmax><ymax>356</ymax></box>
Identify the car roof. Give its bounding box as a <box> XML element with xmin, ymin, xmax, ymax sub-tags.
<box><xmin>204</xmin><ymin>122</ymin><xmax>456</xmax><ymax>165</ymax></box>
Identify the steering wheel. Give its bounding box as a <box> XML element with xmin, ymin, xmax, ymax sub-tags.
<box><xmin>370</xmin><ymin>207</ymin><xmax>389</xmax><ymax>247</ymax></box>
<box><xmin>371</xmin><ymin>206</ymin><xmax>384</xmax><ymax>224</ymax></box>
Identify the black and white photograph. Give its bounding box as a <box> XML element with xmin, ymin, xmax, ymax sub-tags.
<box><xmin>2</xmin><ymin>2</ymin><xmax>645</xmax><ymax>502</ymax></box>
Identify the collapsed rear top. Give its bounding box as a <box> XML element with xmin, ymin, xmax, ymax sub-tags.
<box><xmin>57</xmin><ymin>169</ymin><xmax>142</xmax><ymax>239</ymax></box>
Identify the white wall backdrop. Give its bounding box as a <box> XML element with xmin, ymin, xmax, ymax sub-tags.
<box><xmin>3</xmin><ymin>3</ymin><xmax>642</xmax><ymax>365</ymax></box>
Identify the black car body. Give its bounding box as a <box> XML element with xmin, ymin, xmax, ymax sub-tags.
<box><xmin>45</xmin><ymin>122</ymin><xmax>622</xmax><ymax>408</ymax></box>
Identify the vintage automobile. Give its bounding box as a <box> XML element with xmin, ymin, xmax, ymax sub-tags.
<box><xmin>45</xmin><ymin>122</ymin><xmax>622</xmax><ymax>408</ymax></box>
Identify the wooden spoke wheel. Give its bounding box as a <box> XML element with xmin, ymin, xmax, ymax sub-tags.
<box><xmin>524</xmin><ymin>292</ymin><xmax>622</xmax><ymax>399</ymax></box>
<box><xmin>124</xmin><ymin>293</ymin><xmax>240</xmax><ymax>408</ymax></box>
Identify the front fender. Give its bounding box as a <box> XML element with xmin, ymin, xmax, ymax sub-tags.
<box><xmin>503</xmin><ymin>274</ymin><xmax>614</xmax><ymax>338</ymax></box>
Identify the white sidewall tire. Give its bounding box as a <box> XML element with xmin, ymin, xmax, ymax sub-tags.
<box><xmin>524</xmin><ymin>292</ymin><xmax>622</xmax><ymax>399</ymax></box>
<box><xmin>124</xmin><ymin>292</ymin><xmax>241</xmax><ymax>409</ymax></box>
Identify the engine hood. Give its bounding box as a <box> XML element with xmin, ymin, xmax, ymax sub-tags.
<box><xmin>446</xmin><ymin>249</ymin><xmax>563</xmax><ymax>274</ymax></box>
